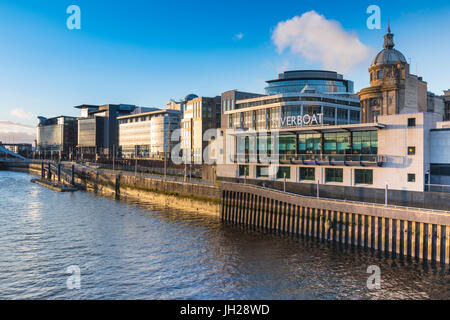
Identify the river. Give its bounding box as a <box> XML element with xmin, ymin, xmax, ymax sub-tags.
<box><xmin>0</xmin><ymin>171</ymin><xmax>448</xmax><ymax>300</ymax></box>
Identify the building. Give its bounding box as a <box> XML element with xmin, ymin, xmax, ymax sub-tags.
<box><xmin>166</xmin><ymin>94</ymin><xmax>198</xmax><ymax>113</ymax></box>
<box><xmin>427</xmin><ymin>92</ymin><xmax>445</xmax><ymax>116</ymax></box>
<box><xmin>222</xmin><ymin>70</ymin><xmax>361</xmax><ymax>133</ymax></box>
<box><xmin>76</xmin><ymin>104</ymin><xmax>147</xmax><ymax>158</ymax></box>
<box><xmin>118</xmin><ymin>109</ymin><xmax>182</xmax><ymax>159</ymax></box>
<box><xmin>430</xmin><ymin>120</ymin><xmax>450</xmax><ymax>187</ymax></box>
<box><xmin>217</xmin><ymin>112</ymin><xmax>448</xmax><ymax>193</ymax></box>
<box><xmin>36</xmin><ymin>116</ymin><xmax>78</xmax><ymax>159</ymax></box>
<box><xmin>265</xmin><ymin>70</ymin><xmax>354</xmax><ymax>95</ymax></box>
<box><xmin>444</xmin><ymin>90</ymin><xmax>450</xmax><ymax>121</ymax></box>
<box><xmin>221</xmin><ymin>90</ymin><xmax>264</xmax><ymax>130</ymax></box>
<box><xmin>358</xmin><ymin>27</ymin><xmax>430</xmax><ymax>123</ymax></box>
<box><xmin>181</xmin><ymin>96</ymin><xmax>221</xmax><ymax>164</ymax></box>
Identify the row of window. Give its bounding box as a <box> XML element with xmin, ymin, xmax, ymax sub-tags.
<box><xmin>238</xmin><ymin>166</ymin><xmax>417</xmax><ymax>185</ymax></box>
<box><xmin>229</xmin><ymin>105</ymin><xmax>360</xmax><ymax>129</ymax></box>
<box><xmin>236</xmin><ymin>96</ymin><xmax>360</xmax><ymax>110</ymax></box>
<box><xmin>237</xmin><ymin>131</ymin><xmax>379</xmax><ymax>156</ymax></box>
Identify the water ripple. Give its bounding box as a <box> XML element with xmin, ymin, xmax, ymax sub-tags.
<box><xmin>0</xmin><ymin>171</ymin><xmax>448</xmax><ymax>300</ymax></box>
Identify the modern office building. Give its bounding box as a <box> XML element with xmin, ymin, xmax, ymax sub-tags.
<box><xmin>358</xmin><ymin>27</ymin><xmax>432</xmax><ymax>123</ymax></box>
<box><xmin>181</xmin><ymin>96</ymin><xmax>221</xmax><ymax>164</ymax></box>
<box><xmin>222</xmin><ymin>71</ymin><xmax>361</xmax><ymax>133</ymax></box>
<box><xmin>118</xmin><ymin>109</ymin><xmax>182</xmax><ymax>159</ymax></box>
<box><xmin>217</xmin><ymin>112</ymin><xmax>449</xmax><ymax>193</ymax></box>
<box><xmin>36</xmin><ymin>116</ymin><xmax>78</xmax><ymax>159</ymax></box>
<box><xmin>75</xmin><ymin>104</ymin><xmax>147</xmax><ymax>158</ymax></box>
<box><xmin>221</xmin><ymin>90</ymin><xmax>264</xmax><ymax>130</ymax></box>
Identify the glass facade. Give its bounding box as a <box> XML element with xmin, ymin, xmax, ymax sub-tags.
<box><xmin>298</xmin><ymin>134</ymin><xmax>321</xmax><ymax>154</ymax></box>
<box><xmin>279</xmin><ymin>135</ymin><xmax>296</xmax><ymax>156</ymax></box>
<box><xmin>352</xmin><ymin>131</ymin><xmax>378</xmax><ymax>154</ymax></box>
<box><xmin>265</xmin><ymin>79</ymin><xmax>349</xmax><ymax>95</ymax></box>
<box><xmin>236</xmin><ymin>130</ymin><xmax>378</xmax><ymax>162</ymax></box>
<box><xmin>324</xmin><ymin>132</ymin><xmax>351</xmax><ymax>155</ymax></box>
<box><xmin>37</xmin><ymin>124</ymin><xmax>63</xmax><ymax>151</ymax></box>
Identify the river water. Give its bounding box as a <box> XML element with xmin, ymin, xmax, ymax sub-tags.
<box><xmin>0</xmin><ymin>171</ymin><xmax>448</xmax><ymax>300</ymax></box>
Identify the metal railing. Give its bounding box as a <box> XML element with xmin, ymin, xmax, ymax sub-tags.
<box><xmin>425</xmin><ymin>184</ymin><xmax>450</xmax><ymax>193</ymax></box>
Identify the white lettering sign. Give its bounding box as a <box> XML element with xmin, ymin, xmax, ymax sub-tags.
<box><xmin>275</xmin><ymin>113</ymin><xmax>323</xmax><ymax>128</ymax></box>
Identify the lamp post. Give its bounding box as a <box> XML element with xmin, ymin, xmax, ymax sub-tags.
<box><xmin>385</xmin><ymin>183</ymin><xmax>388</xmax><ymax>206</ymax></box>
<box><xmin>317</xmin><ymin>179</ymin><xmax>320</xmax><ymax>199</ymax></box>
<box><xmin>284</xmin><ymin>172</ymin><xmax>286</xmax><ymax>193</ymax></box>
<box><xmin>112</xmin><ymin>145</ymin><xmax>115</xmax><ymax>172</ymax></box>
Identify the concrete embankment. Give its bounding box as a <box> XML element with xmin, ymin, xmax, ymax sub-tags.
<box><xmin>72</xmin><ymin>165</ymin><xmax>221</xmax><ymax>216</ymax></box>
<box><xmin>3</xmin><ymin>162</ymin><xmax>221</xmax><ymax>216</ymax></box>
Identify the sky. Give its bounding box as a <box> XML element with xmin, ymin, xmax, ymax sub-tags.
<box><xmin>0</xmin><ymin>0</ymin><xmax>449</xmax><ymax>143</ymax></box>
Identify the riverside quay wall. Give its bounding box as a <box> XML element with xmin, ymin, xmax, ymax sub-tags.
<box><xmin>2</xmin><ymin>161</ymin><xmax>221</xmax><ymax>216</ymax></box>
<box><xmin>220</xmin><ymin>182</ymin><xmax>450</xmax><ymax>264</ymax></box>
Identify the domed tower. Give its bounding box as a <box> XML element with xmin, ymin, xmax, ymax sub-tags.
<box><xmin>358</xmin><ymin>26</ymin><xmax>428</xmax><ymax>123</ymax></box>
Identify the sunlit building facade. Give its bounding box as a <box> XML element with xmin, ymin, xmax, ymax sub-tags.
<box><xmin>36</xmin><ymin>116</ymin><xmax>78</xmax><ymax>158</ymax></box>
<box><xmin>181</xmin><ymin>96</ymin><xmax>221</xmax><ymax>164</ymax></box>
<box><xmin>118</xmin><ymin>109</ymin><xmax>181</xmax><ymax>159</ymax></box>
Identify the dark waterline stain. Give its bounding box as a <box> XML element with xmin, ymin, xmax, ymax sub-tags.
<box><xmin>0</xmin><ymin>171</ymin><xmax>448</xmax><ymax>300</ymax></box>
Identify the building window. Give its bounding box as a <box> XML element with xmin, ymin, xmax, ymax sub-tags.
<box><xmin>377</xmin><ymin>70</ymin><xmax>384</xmax><ymax>79</ymax></box>
<box><xmin>277</xmin><ymin>167</ymin><xmax>291</xmax><ymax>179</ymax></box>
<box><xmin>352</xmin><ymin>131</ymin><xmax>378</xmax><ymax>154</ymax></box>
<box><xmin>324</xmin><ymin>132</ymin><xmax>351</xmax><ymax>155</ymax></box>
<box><xmin>408</xmin><ymin>118</ymin><xmax>416</xmax><ymax>127</ymax></box>
<box><xmin>300</xmin><ymin>167</ymin><xmax>315</xmax><ymax>181</ymax></box>
<box><xmin>325</xmin><ymin>168</ymin><xmax>343</xmax><ymax>183</ymax></box>
<box><xmin>239</xmin><ymin>165</ymin><xmax>249</xmax><ymax>177</ymax></box>
<box><xmin>279</xmin><ymin>135</ymin><xmax>296</xmax><ymax>156</ymax></box>
<box><xmin>408</xmin><ymin>174</ymin><xmax>416</xmax><ymax>183</ymax></box>
<box><xmin>355</xmin><ymin>169</ymin><xmax>373</xmax><ymax>185</ymax></box>
<box><xmin>298</xmin><ymin>133</ymin><xmax>321</xmax><ymax>154</ymax></box>
<box><xmin>408</xmin><ymin>146</ymin><xmax>416</xmax><ymax>156</ymax></box>
<box><xmin>256</xmin><ymin>166</ymin><xmax>269</xmax><ymax>178</ymax></box>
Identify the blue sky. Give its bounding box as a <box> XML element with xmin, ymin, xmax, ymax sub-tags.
<box><xmin>1</xmin><ymin>0</ymin><xmax>449</xmax><ymax>142</ymax></box>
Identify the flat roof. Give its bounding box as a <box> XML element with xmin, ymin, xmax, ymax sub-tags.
<box><xmin>117</xmin><ymin>109</ymin><xmax>180</xmax><ymax>120</ymax></box>
<box><xmin>74</xmin><ymin>104</ymin><xmax>100</xmax><ymax>109</ymax></box>
<box><xmin>266</xmin><ymin>70</ymin><xmax>349</xmax><ymax>84</ymax></box>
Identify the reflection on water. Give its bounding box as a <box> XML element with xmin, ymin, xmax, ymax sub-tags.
<box><xmin>0</xmin><ymin>171</ymin><xmax>448</xmax><ymax>300</ymax></box>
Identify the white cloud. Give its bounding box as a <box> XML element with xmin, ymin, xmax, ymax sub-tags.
<box><xmin>272</xmin><ymin>11</ymin><xmax>370</xmax><ymax>72</ymax></box>
<box><xmin>234</xmin><ymin>33</ymin><xmax>244</xmax><ymax>41</ymax></box>
<box><xmin>0</xmin><ymin>121</ymin><xmax>36</xmax><ymax>143</ymax></box>
<box><xmin>10</xmin><ymin>108</ymin><xmax>34</xmax><ymax>120</ymax></box>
